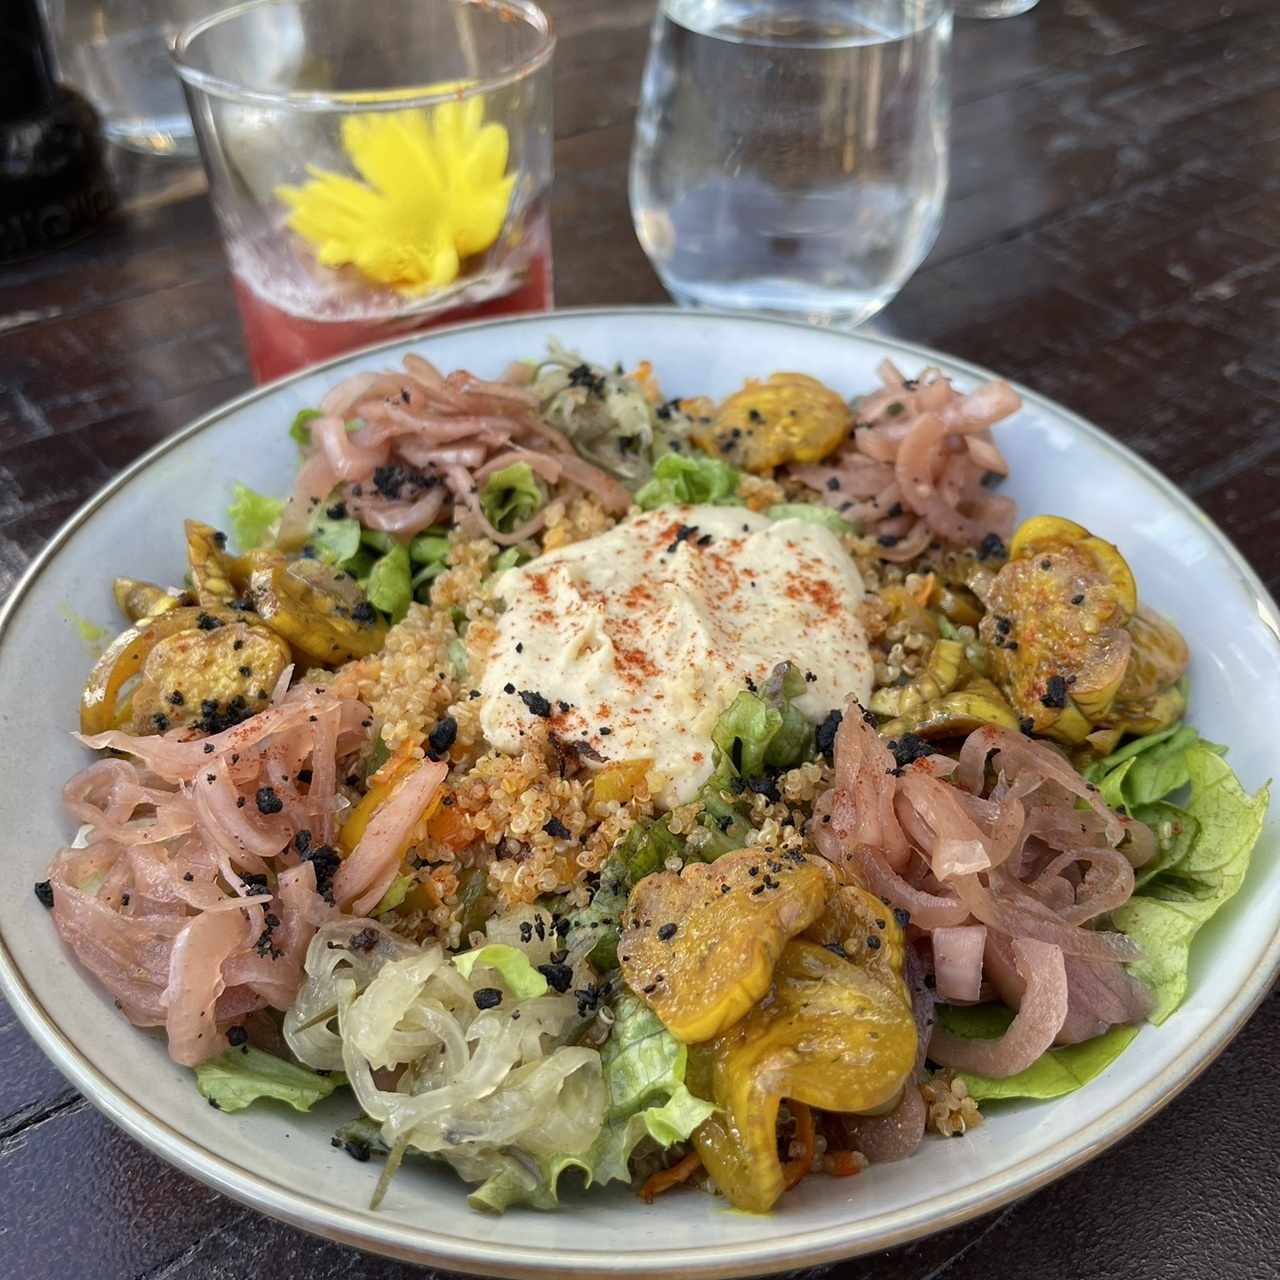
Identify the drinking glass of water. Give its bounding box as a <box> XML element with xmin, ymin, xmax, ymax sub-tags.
<box><xmin>630</xmin><ymin>0</ymin><xmax>953</xmax><ymax>328</ymax></box>
<box><xmin>38</xmin><ymin>0</ymin><xmax>215</xmax><ymax>156</ymax></box>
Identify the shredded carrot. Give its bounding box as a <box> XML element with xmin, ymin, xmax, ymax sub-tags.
<box><xmin>640</xmin><ymin>1150</ymin><xmax>702</xmax><ymax>1203</ymax></box>
<box><xmin>781</xmin><ymin>1100</ymin><xmax>815</xmax><ymax>1190</ymax></box>
<box><xmin>912</xmin><ymin>572</ymin><xmax>937</xmax><ymax>607</ymax></box>
<box><xmin>822</xmin><ymin>1150</ymin><xmax>865</xmax><ymax>1178</ymax></box>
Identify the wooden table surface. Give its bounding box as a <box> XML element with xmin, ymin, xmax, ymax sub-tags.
<box><xmin>2</xmin><ymin>1</ymin><xmax>1278</xmax><ymax>1276</ymax></box>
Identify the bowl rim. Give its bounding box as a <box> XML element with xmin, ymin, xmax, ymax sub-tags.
<box><xmin>2</xmin><ymin>306</ymin><xmax>1277</xmax><ymax>1278</ymax></box>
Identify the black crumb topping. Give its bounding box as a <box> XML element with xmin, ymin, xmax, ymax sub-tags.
<box><xmin>168</xmin><ymin>690</ymin><xmax>185</xmax><ymax>706</ymax></box>
<box><xmin>349</xmin><ymin>927</ymin><xmax>379</xmax><ymax>953</ymax></box>
<box><xmin>815</xmin><ymin>709</ymin><xmax>843</xmax><ymax>763</ymax></box>
<box><xmin>567</xmin><ymin>363</ymin><xmax>606</xmax><ymax>396</ymax></box>
<box><xmin>473</xmin><ymin>987</ymin><xmax>503</xmax><ymax>1010</ymax></box>
<box><xmin>212</xmin><ymin>530</ymin><xmax>228</xmax><ymax>549</ymax></box>
<box><xmin>893</xmin><ymin>907</ymin><xmax>910</xmax><ymax>927</ymax></box>
<box><xmin>538</xmin><ymin>962</ymin><xmax>573</xmax><ymax>993</ymax></box>
<box><xmin>427</xmin><ymin>716</ymin><xmax>458</xmax><ymax>758</ymax></box>
<box><xmin>866</xmin><ymin>934</ymin><xmax>881</xmax><ymax>951</ymax></box>
<box><xmin>303</xmin><ymin>845</ymin><xmax>341</xmax><ymax>901</ymax></box>
<box><xmin>33</xmin><ymin>880</ymin><xmax>54</xmax><ymax>909</ymax></box>
<box><xmin>226</xmin><ymin>1025</ymin><xmax>248</xmax><ymax>1048</ymax></box>
<box><xmin>666</xmin><ymin>523</ymin><xmax>699</xmax><ymax>554</ymax></box>
<box><xmin>372</xmin><ymin>463</ymin><xmax>440</xmax><ymax>502</ymax></box>
<box><xmin>888</xmin><ymin>733</ymin><xmax>934</xmax><ymax>768</ymax></box>
<box><xmin>542</xmin><ymin>817</ymin><xmax>571</xmax><ymax>840</ymax></box>
<box><xmin>877</xmin><ymin>533</ymin><xmax>900</xmax><ymax>548</ymax></box>
<box><xmin>1071</xmin><ymin>593</ymin><xmax>1085</xmax><ymax>605</ymax></box>
<box><xmin>976</xmin><ymin>532</ymin><xmax>1007</xmax><ymax>561</ymax></box>
<box><xmin>519</xmin><ymin>689</ymin><xmax>552</xmax><ymax>718</ymax></box>
<box><xmin>351</xmin><ymin>601</ymin><xmax>376</xmax><ymax>624</ymax></box>
<box><xmin>196</xmin><ymin>611</ymin><xmax>224</xmax><ymax>631</ymax></box>
<box><xmin>656</xmin><ymin>922</ymin><xmax>678</xmax><ymax>941</ymax></box>
<box><xmin>1040</xmin><ymin>675</ymin><xmax>1068</xmax><ymax>709</ymax></box>
<box><xmin>255</xmin><ymin>786</ymin><xmax>284</xmax><ymax>815</ymax></box>
<box><xmin>326</xmin><ymin>501</ymin><xmax>348</xmax><ymax>520</ymax></box>
<box><xmin>294</xmin><ymin>830</ymin><xmax>312</xmax><ymax>854</ymax></box>
<box><xmin>152</xmin><ymin>712</ymin><xmax>170</xmax><ymax>731</ymax></box>
<box><xmin>194</xmin><ymin>696</ymin><xmax>253</xmax><ymax>735</ymax></box>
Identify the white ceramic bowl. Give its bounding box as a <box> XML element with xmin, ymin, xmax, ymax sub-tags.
<box><xmin>1</xmin><ymin>310</ymin><xmax>1276</xmax><ymax>1278</ymax></box>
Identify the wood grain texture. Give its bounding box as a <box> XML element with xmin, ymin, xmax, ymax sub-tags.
<box><xmin>1</xmin><ymin>1</ymin><xmax>1278</xmax><ymax>1276</ymax></box>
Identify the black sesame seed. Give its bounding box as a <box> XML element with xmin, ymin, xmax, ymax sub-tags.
<box><xmin>473</xmin><ymin>987</ymin><xmax>503</xmax><ymax>1010</ymax></box>
<box><xmin>351</xmin><ymin>601</ymin><xmax>376</xmax><ymax>624</ymax></box>
<box><xmin>168</xmin><ymin>690</ymin><xmax>185</xmax><ymax>706</ymax></box>
<box><xmin>866</xmin><ymin>934</ymin><xmax>881</xmax><ymax>950</ymax></box>
<box><xmin>657</xmin><ymin>922</ymin><xmax>678</xmax><ymax>941</ymax></box>
<box><xmin>196</xmin><ymin>612</ymin><xmax>223</xmax><ymax>631</ymax></box>
<box><xmin>427</xmin><ymin>716</ymin><xmax>458</xmax><ymax>757</ymax></box>
<box><xmin>519</xmin><ymin>689</ymin><xmax>552</xmax><ymax>718</ymax></box>
<box><xmin>542</xmin><ymin>817</ymin><xmax>571</xmax><ymax>840</ymax></box>
<box><xmin>226</xmin><ymin>1025</ymin><xmax>248</xmax><ymax>1047</ymax></box>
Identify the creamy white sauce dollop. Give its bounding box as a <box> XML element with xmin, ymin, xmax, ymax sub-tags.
<box><xmin>478</xmin><ymin>505</ymin><xmax>872</xmax><ymax>807</ymax></box>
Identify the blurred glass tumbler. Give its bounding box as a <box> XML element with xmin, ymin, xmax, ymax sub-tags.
<box><xmin>955</xmin><ymin>0</ymin><xmax>1038</xmax><ymax>17</ymax></box>
<box><xmin>630</xmin><ymin>0</ymin><xmax>952</xmax><ymax>329</ymax></box>
<box><xmin>38</xmin><ymin>0</ymin><xmax>216</xmax><ymax>155</ymax></box>
<box><xmin>172</xmin><ymin>0</ymin><xmax>555</xmax><ymax>383</ymax></box>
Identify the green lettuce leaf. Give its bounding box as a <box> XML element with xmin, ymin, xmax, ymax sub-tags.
<box><xmin>467</xmin><ymin>997</ymin><xmax>714</xmax><ymax>1211</ymax></box>
<box><xmin>935</xmin><ymin>1004</ymin><xmax>1139</xmax><ymax>1102</ymax></box>
<box><xmin>1084</xmin><ymin>723</ymin><xmax>1226</xmax><ymax>812</ymax></box>
<box><xmin>227</xmin><ymin>483</ymin><xmax>284</xmax><ymax>552</ymax></box>
<box><xmin>372</xmin><ymin>873</ymin><xmax>412</xmax><ymax>917</ymax></box>
<box><xmin>196</xmin><ymin>1046</ymin><xmax>343</xmax><ymax>1113</ymax></box>
<box><xmin>468</xmin><ymin>1151</ymin><xmax>592</xmax><ymax>1213</ymax></box>
<box><xmin>710</xmin><ymin>661</ymin><xmax>813</xmax><ymax>776</ymax></box>
<box><xmin>289</xmin><ymin>407</ymin><xmax>322</xmax><ymax>447</ymax></box>
<box><xmin>481</xmin><ymin>462</ymin><xmax>545</xmax><ymax>533</ymax></box>
<box><xmin>308</xmin><ymin>510</ymin><xmax>362</xmax><ymax>567</ymax></box>
<box><xmin>410</xmin><ymin>529</ymin><xmax>450</xmax><ymax>568</ymax></box>
<box><xmin>1129</xmin><ymin>800</ymin><xmax>1200</xmax><ymax>890</ymax></box>
<box><xmin>365</xmin><ymin>543</ymin><xmax>412</xmax><ymax>622</ymax></box>
<box><xmin>635</xmin><ymin>451</ymin><xmax>742</xmax><ymax>510</ymax></box>
<box><xmin>766</xmin><ymin>502</ymin><xmax>857</xmax><ymax>534</ymax></box>
<box><xmin>453</xmin><ymin>943</ymin><xmax>550</xmax><ymax>999</ymax></box>
<box><xmin>1111</xmin><ymin>743</ymin><xmax>1269</xmax><ymax>1023</ymax></box>
<box><xmin>588</xmin><ymin>994</ymin><xmax>715</xmax><ymax>1185</ymax></box>
<box><xmin>564</xmin><ymin>852</ymin><xmax>632</xmax><ymax>972</ymax></box>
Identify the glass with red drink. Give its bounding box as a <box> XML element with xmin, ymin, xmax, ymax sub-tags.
<box><xmin>172</xmin><ymin>0</ymin><xmax>555</xmax><ymax>383</ymax></box>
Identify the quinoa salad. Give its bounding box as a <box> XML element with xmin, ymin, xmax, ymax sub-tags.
<box><xmin>41</xmin><ymin>346</ymin><xmax>1268</xmax><ymax>1214</ymax></box>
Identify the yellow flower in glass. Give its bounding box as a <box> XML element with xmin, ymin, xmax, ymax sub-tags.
<box><xmin>276</xmin><ymin>96</ymin><xmax>515</xmax><ymax>296</ymax></box>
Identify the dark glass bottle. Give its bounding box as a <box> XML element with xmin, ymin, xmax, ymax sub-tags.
<box><xmin>0</xmin><ymin>0</ymin><xmax>115</xmax><ymax>261</ymax></box>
